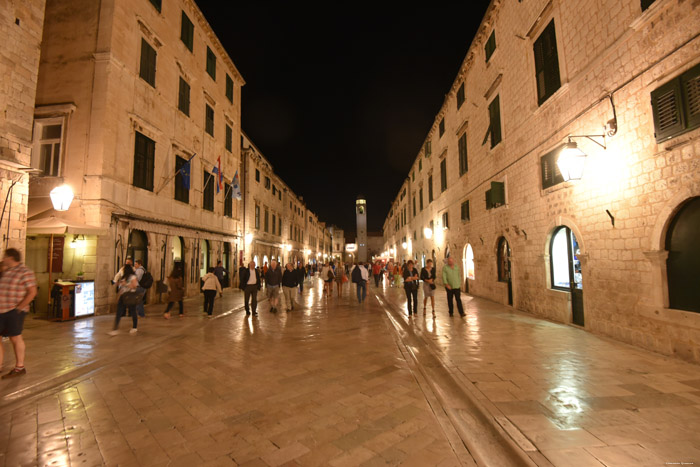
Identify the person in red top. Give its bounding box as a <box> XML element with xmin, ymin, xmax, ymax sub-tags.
<box><xmin>0</xmin><ymin>248</ymin><xmax>37</xmax><ymax>378</ymax></box>
<box><xmin>372</xmin><ymin>261</ymin><xmax>382</xmax><ymax>287</ymax></box>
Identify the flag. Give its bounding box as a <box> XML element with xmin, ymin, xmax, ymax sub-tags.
<box><xmin>212</xmin><ymin>157</ymin><xmax>223</xmax><ymax>194</ymax></box>
<box><xmin>232</xmin><ymin>170</ymin><xmax>242</xmax><ymax>200</ymax></box>
<box><xmin>181</xmin><ymin>154</ymin><xmax>194</xmax><ymax>190</ymax></box>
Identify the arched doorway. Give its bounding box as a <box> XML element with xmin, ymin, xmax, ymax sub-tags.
<box><xmin>463</xmin><ymin>243</ymin><xmax>475</xmax><ymax>293</ymax></box>
<box><xmin>172</xmin><ymin>236</ymin><xmax>185</xmax><ymax>275</ymax></box>
<box><xmin>551</xmin><ymin>226</ymin><xmax>584</xmax><ymax>325</ymax></box>
<box><xmin>497</xmin><ymin>237</ymin><xmax>512</xmax><ymax>305</ymax></box>
<box><xmin>253</xmin><ymin>255</ymin><xmax>259</xmax><ymax>267</ymax></box>
<box><xmin>200</xmin><ymin>239</ymin><xmax>210</xmax><ymax>278</ymax></box>
<box><xmin>127</xmin><ymin>230</ymin><xmax>148</xmax><ymax>269</ymax></box>
<box><xmin>222</xmin><ymin>242</ymin><xmax>231</xmax><ymax>287</ymax></box>
<box><xmin>666</xmin><ymin>197</ymin><xmax>700</xmax><ymax>313</ymax></box>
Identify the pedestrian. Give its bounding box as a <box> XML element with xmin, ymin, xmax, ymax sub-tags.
<box><xmin>351</xmin><ymin>262</ymin><xmax>368</xmax><ymax>304</ymax></box>
<box><xmin>372</xmin><ymin>261</ymin><xmax>382</xmax><ymax>287</ymax></box>
<box><xmin>163</xmin><ymin>268</ymin><xmax>184</xmax><ymax>319</ymax></box>
<box><xmin>403</xmin><ymin>260</ymin><xmax>420</xmax><ymax>315</ymax></box>
<box><xmin>442</xmin><ymin>257</ymin><xmax>465</xmax><ymax>317</ymax></box>
<box><xmin>0</xmin><ymin>248</ymin><xmax>37</xmax><ymax>378</ymax></box>
<box><xmin>261</xmin><ymin>262</ymin><xmax>268</xmax><ymax>288</ymax></box>
<box><xmin>239</xmin><ymin>261</ymin><xmax>261</xmax><ymax>315</ymax></box>
<box><xmin>112</xmin><ymin>257</ymin><xmax>133</xmax><ymax>284</ymax></box>
<box><xmin>109</xmin><ymin>270</ymin><xmax>144</xmax><ymax>335</ymax></box>
<box><xmin>421</xmin><ymin>259</ymin><xmax>437</xmax><ymax>315</ymax></box>
<box><xmin>265</xmin><ymin>259</ymin><xmax>282</xmax><ymax>312</ymax></box>
<box><xmin>394</xmin><ymin>262</ymin><xmax>402</xmax><ymax>287</ymax></box>
<box><xmin>201</xmin><ymin>267</ymin><xmax>222</xmax><ymax>317</ymax></box>
<box><xmin>213</xmin><ymin>260</ymin><xmax>228</xmax><ymax>288</ymax></box>
<box><xmin>295</xmin><ymin>262</ymin><xmax>305</xmax><ymax>294</ymax></box>
<box><xmin>336</xmin><ymin>262</ymin><xmax>347</xmax><ymax>296</ymax></box>
<box><xmin>321</xmin><ymin>262</ymin><xmax>334</xmax><ymax>296</ymax></box>
<box><xmin>282</xmin><ymin>263</ymin><xmax>298</xmax><ymax>311</ymax></box>
<box><xmin>386</xmin><ymin>261</ymin><xmax>394</xmax><ymax>287</ymax></box>
<box><xmin>133</xmin><ymin>259</ymin><xmax>147</xmax><ymax>317</ymax></box>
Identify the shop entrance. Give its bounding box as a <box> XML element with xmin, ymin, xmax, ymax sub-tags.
<box><xmin>666</xmin><ymin>197</ymin><xmax>700</xmax><ymax>313</ymax></box>
<box><xmin>497</xmin><ymin>237</ymin><xmax>512</xmax><ymax>306</ymax></box>
<box><xmin>127</xmin><ymin>230</ymin><xmax>148</xmax><ymax>269</ymax></box>
<box><xmin>551</xmin><ymin>227</ymin><xmax>584</xmax><ymax>325</ymax></box>
<box><xmin>200</xmin><ymin>239</ymin><xmax>210</xmax><ymax>278</ymax></box>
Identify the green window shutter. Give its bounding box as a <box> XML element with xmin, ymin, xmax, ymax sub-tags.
<box><xmin>439</xmin><ymin>118</ymin><xmax>445</xmax><ymax>137</ymax></box>
<box><xmin>651</xmin><ymin>78</ymin><xmax>684</xmax><ymax>142</ymax></box>
<box><xmin>206</xmin><ymin>47</ymin><xmax>216</xmax><ymax>80</ymax></box>
<box><xmin>491</xmin><ymin>181</ymin><xmax>505</xmax><ymax>206</ymax></box>
<box><xmin>174</xmin><ymin>155</ymin><xmax>189</xmax><ymax>204</ymax></box>
<box><xmin>485</xmin><ymin>189</ymin><xmax>492</xmax><ymax>210</ymax></box>
<box><xmin>681</xmin><ymin>63</ymin><xmax>700</xmax><ymax>130</ymax></box>
<box><xmin>534</xmin><ymin>20</ymin><xmax>561</xmax><ymax>106</ymax></box>
<box><xmin>428</xmin><ymin>176</ymin><xmax>433</xmax><ymax>202</ymax></box>
<box><xmin>140</xmin><ymin>39</ymin><xmax>156</xmax><ymax>87</ymax></box>
<box><xmin>489</xmin><ymin>95</ymin><xmax>502</xmax><ymax>147</ymax></box>
<box><xmin>461</xmin><ymin>200</ymin><xmax>470</xmax><ymax>221</ymax></box>
<box><xmin>205</xmin><ymin>105</ymin><xmax>214</xmax><ymax>136</ymax></box>
<box><xmin>226</xmin><ymin>74</ymin><xmax>234</xmax><ymax>103</ymax></box>
<box><xmin>226</xmin><ymin>124</ymin><xmax>232</xmax><ymax>151</ymax></box>
<box><xmin>540</xmin><ymin>147</ymin><xmax>564</xmax><ymax>189</ymax></box>
<box><xmin>203</xmin><ymin>171</ymin><xmax>214</xmax><ymax>211</ymax></box>
<box><xmin>424</xmin><ymin>140</ymin><xmax>431</xmax><ymax>158</ymax></box>
<box><xmin>133</xmin><ymin>131</ymin><xmax>155</xmax><ymax>191</ymax></box>
<box><xmin>224</xmin><ymin>183</ymin><xmax>232</xmax><ymax>217</ymax></box>
<box><xmin>641</xmin><ymin>0</ymin><xmax>657</xmax><ymax>11</ymax></box>
<box><xmin>181</xmin><ymin>11</ymin><xmax>194</xmax><ymax>51</ymax></box>
<box><xmin>457</xmin><ymin>83</ymin><xmax>465</xmax><ymax>109</ymax></box>
<box><xmin>458</xmin><ymin>133</ymin><xmax>468</xmax><ymax>175</ymax></box>
<box><xmin>440</xmin><ymin>159</ymin><xmax>447</xmax><ymax>192</ymax></box>
<box><xmin>178</xmin><ymin>77</ymin><xmax>190</xmax><ymax>116</ymax></box>
<box><xmin>148</xmin><ymin>0</ymin><xmax>161</xmax><ymax>12</ymax></box>
<box><xmin>485</xmin><ymin>31</ymin><xmax>496</xmax><ymax>62</ymax></box>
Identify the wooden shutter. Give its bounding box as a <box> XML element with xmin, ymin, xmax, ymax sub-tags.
<box><xmin>534</xmin><ymin>20</ymin><xmax>561</xmax><ymax>105</ymax></box>
<box><xmin>458</xmin><ymin>133</ymin><xmax>468</xmax><ymax>175</ymax></box>
<box><xmin>140</xmin><ymin>39</ymin><xmax>156</xmax><ymax>87</ymax></box>
<box><xmin>489</xmin><ymin>96</ymin><xmax>502</xmax><ymax>147</ymax></box>
<box><xmin>681</xmin><ymin>63</ymin><xmax>700</xmax><ymax>130</ymax></box>
<box><xmin>541</xmin><ymin>147</ymin><xmax>564</xmax><ymax>189</ymax></box>
<box><xmin>651</xmin><ymin>78</ymin><xmax>684</xmax><ymax>142</ymax></box>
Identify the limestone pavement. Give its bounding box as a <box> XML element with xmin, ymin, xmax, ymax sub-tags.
<box><xmin>0</xmin><ymin>276</ymin><xmax>698</xmax><ymax>466</ymax></box>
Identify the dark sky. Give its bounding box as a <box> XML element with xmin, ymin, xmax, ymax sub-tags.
<box><xmin>196</xmin><ymin>2</ymin><xmax>491</xmax><ymax>234</ymax></box>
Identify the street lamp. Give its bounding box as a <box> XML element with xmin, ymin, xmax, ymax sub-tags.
<box><xmin>285</xmin><ymin>244</ymin><xmax>292</xmax><ymax>252</ymax></box>
<box><xmin>557</xmin><ymin>142</ymin><xmax>587</xmax><ymax>181</ymax></box>
<box><xmin>245</xmin><ymin>233</ymin><xmax>253</xmax><ymax>245</ymax></box>
<box><xmin>424</xmin><ymin>227</ymin><xmax>433</xmax><ymax>239</ymax></box>
<box><xmin>50</xmin><ymin>184</ymin><xmax>74</xmax><ymax>211</ymax></box>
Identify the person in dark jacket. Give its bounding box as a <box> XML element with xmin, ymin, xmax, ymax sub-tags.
<box><xmin>295</xmin><ymin>263</ymin><xmax>305</xmax><ymax>294</ymax></box>
<box><xmin>265</xmin><ymin>260</ymin><xmax>283</xmax><ymax>313</ymax></box>
<box><xmin>282</xmin><ymin>263</ymin><xmax>299</xmax><ymax>312</ymax></box>
<box><xmin>402</xmin><ymin>260</ymin><xmax>420</xmax><ymax>316</ymax></box>
<box><xmin>239</xmin><ymin>261</ymin><xmax>261</xmax><ymax>315</ymax></box>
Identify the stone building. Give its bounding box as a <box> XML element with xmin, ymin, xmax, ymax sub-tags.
<box><xmin>28</xmin><ymin>0</ymin><xmax>244</xmax><ymax>315</ymax></box>
<box><xmin>240</xmin><ymin>132</ymin><xmax>331</xmax><ymax>274</ymax></box>
<box><xmin>329</xmin><ymin>225</ymin><xmax>346</xmax><ymax>263</ymax></box>
<box><xmin>383</xmin><ymin>0</ymin><xmax>700</xmax><ymax>362</ymax></box>
<box><xmin>0</xmin><ymin>1</ymin><xmax>45</xmax><ymax>255</ymax></box>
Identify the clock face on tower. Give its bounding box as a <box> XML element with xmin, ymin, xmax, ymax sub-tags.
<box><xmin>358</xmin><ymin>206</ymin><xmax>364</xmax><ymax>214</ymax></box>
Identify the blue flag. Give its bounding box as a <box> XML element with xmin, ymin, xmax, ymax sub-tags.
<box><xmin>180</xmin><ymin>154</ymin><xmax>195</xmax><ymax>190</ymax></box>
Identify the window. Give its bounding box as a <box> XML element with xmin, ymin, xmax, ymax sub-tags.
<box><xmin>178</xmin><ymin>77</ymin><xmax>190</xmax><ymax>116</ymax></box>
<box><xmin>226</xmin><ymin>74</ymin><xmax>234</xmax><ymax>103</ymax></box>
<box><xmin>255</xmin><ymin>205</ymin><xmax>260</xmax><ymax>229</ymax></box>
<box><xmin>272</xmin><ymin>214</ymin><xmax>276</xmax><ymax>235</ymax></box>
<box><xmin>419</xmin><ymin>159</ymin><xmax>422</xmax><ymax>171</ymax></box>
<box><xmin>224</xmin><ymin>183</ymin><xmax>232</xmax><ymax>217</ymax></box>
<box><xmin>550</xmin><ymin>227</ymin><xmax>582</xmax><ymax>290</ymax></box>
<box><xmin>412</xmin><ymin>196</ymin><xmax>416</xmax><ymax>217</ymax></box>
<box><xmin>279</xmin><ymin>219</ymin><xmax>282</xmax><ymax>235</ymax></box>
<box><xmin>487</xmin><ymin>95</ymin><xmax>502</xmax><ymax>148</ymax></box>
<box><xmin>255</xmin><ymin>169</ymin><xmax>260</xmax><ymax>182</ymax></box>
<box><xmin>428</xmin><ymin>175</ymin><xmax>434</xmax><ymax>203</ymax></box>
<box><xmin>139</xmin><ymin>39</ymin><xmax>156</xmax><ymax>87</ymax></box>
<box><xmin>641</xmin><ymin>0</ymin><xmax>657</xmax><ymax>11</ymax></box>
<box><xmin>205</xmin><ymin>104</ymin><xmax>214</xmax><ymax>136</ymax></box>
<box><xmin>411</xmin><ymin>171</ymin><xmax>415</xmax><ymax>182</ymax></box>
<box><xmin>264</xmin><ymin>209</ymin><xmax>269</xmax><ymax>232</ymax></box>
<box><xmin>419</xmin><ymin>188</ymin><xmax>424</xmax><ymax>211</ymax></box>
<box><xmin>534</xmin><ymin>20</ymin><xmax>561</xmax><ymax>106</ymax></box>
<box><xmin>278</xmin><ymin>190</ymin><xmax>282</xmax><ymax>201</ymax></box>
<box><xmin>413</xmin><ymin>231</ymin><xmax>417</xmax><ymax>241</ymax></box>
<box><xmin>650</xmin><ymin>63</ymin><xmax>700</xmax><ymax>142</ymax></box>
<box><xmin>541</xmin><ymin>146</ymin><xmax>564</xmax><ymax>189</ymax></box>
<box><xmin>424</xmin><ymin>140</ymin><xmax>432</xmax><ymax>158</ymax></box>
<box><xmin>442</xmin><ymin>212</ymin><xmax>449</xmax><ymax>230</ymax></box>
<box><xmin>272</xmin><ymin>185</ymin><xmax>277</xmax><ymax>196</ymax></box>
<box><xmin>439</xmin><ymin>118</ymin><xmax>445</xmax><ymax>137</ymax></box>
<box><xmin>32</xmin><ymin>120</ymin><xmax>63</xmax><ymax>176</ymax></box>
<box><xmin>180</xmin><ymin>11</ymin><xmax>194</xmax><ymax>51</ymax></box>
<box><xmin>206</xmin><ymin>46</ymin><xmax>216</xmax><ymax>80</ymax></box>
<box><xmin>458</xmin><ymin>133</ymin><xmax>468</xmax><ymax>175</ymax></box>
<box><xmin>174</xmin><ymin>156</ymin><xmax>189</xmax><ymax>204</ymax></box>
<box><xmin>265</xmin><ymin>177</ymin><xmax>271</xmax><ymax>189</ymax></box>
<box><xmin>148</xmin><ymin>0</ymin><xmax>161</xmax><ymax>12</ymax></box>
<box><xmin>225</xmin><ymin>124</ymin><xmax>232</xmax><ymax>152</ymax></box>
<box><xmin>440</xmin><ymin>159</ymin><xmax>447</xmax><ymax>192</ymax></box>
<box><xmin>485</xmin><ymin>181</ymin><xmax>505</xmax><ymax>209</ymax></box>
<box><xmin>203</xmin><ymin>170</ymin><xmax>214</xmax><ymax>211</ymax></box>
<box><xmin>485</xmin><ymin>30</ymin><xmax>496</xmax><ymax>62</ymax></box>
<box><xmin>461</xmin><ymin>200</ymin><xmax>470</xmax><ymax>221</ymax></box>
<box><xmin>133</xmin><ymin>131</ymin><xmax>155</xmax><ymax>191</ymax></box>
<box><xmin>457</xmin><ymin>82</ymin><xmax>465</xmax><ymax>109</ymax></box>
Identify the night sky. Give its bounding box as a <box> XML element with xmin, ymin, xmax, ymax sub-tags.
<box><xmin>195</xmin><ymin>2</ymin><xmax>491</xmax><ymax>235</ymax></box>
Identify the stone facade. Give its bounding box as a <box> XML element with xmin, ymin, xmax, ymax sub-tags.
<box><xmin>383</xmin><ymin>0</ymin><xmax>700</xmax><ymax>362</ymax></box>
<box><xmin>240</xmin><ymin>133</ymin><xmax>331</xmax><ymax>276</ymax></box>
<box><xmin>29</xmin><ymin>0</ymin><xmax>244</xmax><ymax>315</ymax></box>
<box><xmin>0</xmin><ymin>0</ymin><xmax>45</xmax><ymax>255</ymax></box>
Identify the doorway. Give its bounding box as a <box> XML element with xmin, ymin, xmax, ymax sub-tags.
<box><xmin>551</xmin><ymin>227</ymin><xmax>584</xmax><ymax>325</ymax></box>
<box><xmin>497</xmin><ymin>237</ymin><xmax>512</xmax><ymax>306</ymax></box>
<box><xmin>666</xmin><ymin>197</ymin><xmax>700</xmax><ymax>313</ymax></box>
<box><xmin>127</xmin><ymin>230</ymin><xmax>148</xmax><ymax>268</ymax></box>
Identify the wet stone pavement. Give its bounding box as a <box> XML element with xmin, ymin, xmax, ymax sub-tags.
<box><xmin>0</xmin><ymin>277</ymin><xmax>698</xmax><ymax>466</ymax></box>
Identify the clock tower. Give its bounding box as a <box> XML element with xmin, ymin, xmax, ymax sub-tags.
<box><xmin>356</xmin><ymin>195</ymin><xmax>368</xmax><ymax>262</ymax></box>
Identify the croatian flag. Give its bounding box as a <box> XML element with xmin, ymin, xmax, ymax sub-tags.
<box><xmin>232</xmin><ymin>170</ymin><xmax>242</xmax><ymax>200</ymax></box>
<box><xmin>212</xmin><ymin>157</ymin><xmax>223</xmax><ymax>194</ymax></box>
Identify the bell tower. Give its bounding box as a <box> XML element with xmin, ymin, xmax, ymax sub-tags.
<box><xmin>356</xmin><ymin>195</ymin><xmax>367</xmax><ymax>262</ymax></box>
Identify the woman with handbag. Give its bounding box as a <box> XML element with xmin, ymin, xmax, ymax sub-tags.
<box><xmin>402</xmin><ymin>260</ymin><xmax>420</xmax><ymax>316</ymax></box>
<box><xmin>163</xmin><ymin>268</ymin><xmax>185</xmax><ymax>319</ymax></box>
<box><xmin>109</xmin><ymin>269</ymin><xmax>145</xmax><ymax>335</ymax></box>
<box><xmin>420</xmin><ymin>259</ymin><xmax>437</xmax><ymax>316</ymax></box>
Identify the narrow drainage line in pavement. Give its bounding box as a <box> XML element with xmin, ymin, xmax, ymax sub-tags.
<box><xmin>0</xmin><ymin>304</ymin><xmax>248</xmax><ymax>415</ymax></box>
<box><xmin>374</xmin><ymin>292</ymin><xmax>538</xmax><ymax>467</ymax></box>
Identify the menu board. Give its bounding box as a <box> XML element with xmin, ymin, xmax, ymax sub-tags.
<box><xmin>74</xmin><ymin>281</ymin><xmax>95</xmax><ymax>317</ymax></box>
<box><xmin>47</xmin><ymin>236</ymin><xmax>64</xmax><ymax>273</ymax></box>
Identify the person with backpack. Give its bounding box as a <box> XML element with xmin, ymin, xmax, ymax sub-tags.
<box><xmin>109</xmin><ymin>266</ymin><xmax>145</xmax><ymax>335</ymax></box>
<box><xmin>320</xmin><ymin>262</ymin><xmax>334</xmax><ymax>297</ymax></box>
<box><xmin>201</xmin><ymin>267</ymin><xmax>222</xmax><ymax>317</ymax></box>
<box><xmin>133</xmin><ymin>259</ymin><xmax>153</xmax><ymax>317</ymax></box>
<box><xmin>351</xmin><ymin>262</ymin><xmax>368</xmax><ymax>304</ymax></box>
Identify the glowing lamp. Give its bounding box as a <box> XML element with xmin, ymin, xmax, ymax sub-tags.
<box><xmin>402</xmin><ymin>242</ymin><xmax>407</xmax><ymax>249</ymax></box>
<box><xmin>557</xmin><ymin>142</ymin><xmax>587</xmax><ymax>181</ymax></box>
<box><xmin>245</xmin><ymin>233</ymin><xmax>253</xmax><ymax>245</ymax></box>
<box><xmin>424</xmin><ymin>227</ymin><xmax>433</xmax><ymax>239</ymax></box>
<box><xmin>50</xmin><ymin>184</ymin><xmax>74</xmax><ymax>211</ymax></box>
<box><xmin>286</xmin><ymin>244</ymin><xmax>292</xmax><ymax>252</ymax></box>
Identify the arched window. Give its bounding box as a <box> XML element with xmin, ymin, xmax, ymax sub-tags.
<box><xmin>127</xmin><ymin>230</ymin><xmax>148</xmax><ymax>269</ymax></box>
<box><xmin>465</xmin><ymin>244</ymin><xmax>475</xmax><ymax>280</ymax></box>
<box><xmin>666</xmin><ymin>197</ymin><xmax>700</xmax><ymax>313</ymax></box>
<box><xmin>200</xmin><ymin>239</ymin><xmax>210</xmax><ymax>277</ymax></box>
<box><xmin>550</xmin><ymin>227</ymin><xmax>582</xmax><ymax>290</ymax></box>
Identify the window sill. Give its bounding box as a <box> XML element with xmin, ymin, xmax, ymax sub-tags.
<box><xmin>630</xmin><ymin>0</ymin><xmax>674</xmax><ymax>31</ymax></box>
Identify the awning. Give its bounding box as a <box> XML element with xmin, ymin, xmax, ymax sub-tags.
<box><xmin>26</xmin><ymin>216</ymin><xmax>107</xmax><ymax>235</ymax></box>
